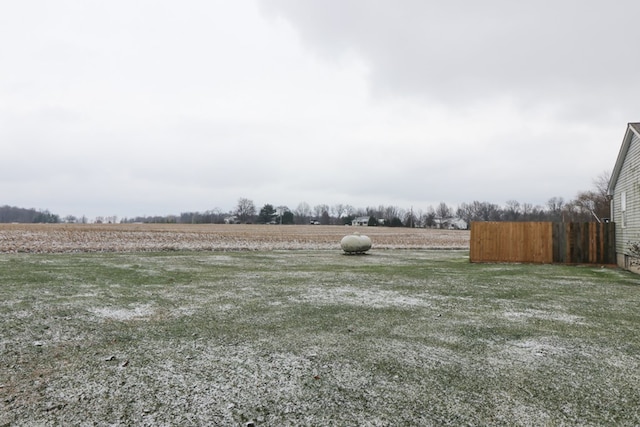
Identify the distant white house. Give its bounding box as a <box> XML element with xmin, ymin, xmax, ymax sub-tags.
<box><xmin>352</xmin><ymin>216</ymin><xmax>370</xmax><ymax>226</ymax></box>
<box><xmin>448</xmin><ymin>218</ymin><xmax>468</xmax><ymax>230</ymax></box>
<box><xmin>224</xmin><ymin>215</ymin><xmax>239</xmax><ymax>224</ymax></box>
<box><xmin>434</xmin><ymin>217</ymin><xmax>468</xmax><ymax>230</ymax></box>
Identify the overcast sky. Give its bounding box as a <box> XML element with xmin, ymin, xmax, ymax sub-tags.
<box><xmin>1</xmin><ymin>0</ymin><xmax>638</xmax><ymax>219</ymax></box>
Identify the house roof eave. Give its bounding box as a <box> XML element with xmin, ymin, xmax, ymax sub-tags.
<box><xmin>607</xmin><ymin>123</ymin><xmax>640</xmax><ymax>196</ymax></box>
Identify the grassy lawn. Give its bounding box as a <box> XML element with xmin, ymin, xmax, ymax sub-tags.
<box><xmin>1</xmin><ymin>250</ymin><xmax>639</xmax><ymax>426</ymax></box>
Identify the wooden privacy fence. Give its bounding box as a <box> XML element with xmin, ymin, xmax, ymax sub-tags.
<box><xmin>470</xmin><ymin>222</ymin><xmax>616</xmax><ymax>264</ymax></box>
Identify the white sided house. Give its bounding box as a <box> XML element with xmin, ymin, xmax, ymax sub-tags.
<box><xmin>607</xmin><ymin>122</ymin><xmax>640</xmax><ymax>270</ymax></box>
<box><xmin>351</xmin><ymin>216</ymin><xmax>370</xmax><ymax>226</ymax></box>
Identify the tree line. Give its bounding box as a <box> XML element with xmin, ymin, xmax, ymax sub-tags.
<box><xmin>118</xmin><ymin>183</ymin><xmax>609</xmax><ymax>228</ymax></box>
<box><xmin>0</xmin><ymin>205</ymin><xmax>60</xmax><ymax>223</ymax></box>
<box><xmin>168</xmin><ymin>172</ymin><xmax>611</xmax><ymax>228</ymax></box>
<box><xmin>220</xmin><ymin>192</ymin><xmax>608</xmax><ymax>229</ymax></box>
<box><xmin>2</xmin><ymin>173</ymin><xmax>610</xmax><ymax>226</ymax></box>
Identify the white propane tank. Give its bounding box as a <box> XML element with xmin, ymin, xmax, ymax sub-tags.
<box><xmin>340</xmin><ymin>232</ymin><xmax>372</xmax><ymax>254</ymax></box>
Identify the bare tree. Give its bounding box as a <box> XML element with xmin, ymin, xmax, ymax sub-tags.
<box><xmin>413</xmin><ymin>208</ymin><xmax>425</xmax><ymax>227</ymax></box>
<box><xmin>294</xmin><ymin>202</ymin><xmax>312</xmax><ymax>224</ymax></box>
<box><xmin>383</xmin><ymin>205</ymin><xmax>403</xmax><ymax>224</ymax></box>
<box><xmin>404</xmin><ymin>209</ymin><xmax>417</xmax><ymax>228</ymax></box>
<box><xmin>435</xmin><ymin>202</ymin><xmax>452</xmax><ymax>228</ymax></box>
<box><xmin>235</xmin><ymin>197</ymin><xmax>256</xmax><ymax>223</ymax></box>
<box><xmin>571</xmin><ymin>189</ymin><xmax>609</xmax><ymax>222</ymax></box>
<box><xmin>423</xmin><ymin>206</ymin><xmax>437</xmax><ymax>228</ymax></box>
<box><xmin>320</xmin><ymin>210</ymin><xmax>331</xmax><ymax>225</ymax></box>
<box><xmin>456</xmin><ymin>203</ymin><xmax>473</xmax><ymax>226</ymax></box>
<box><xmin>314</xmin><ymin>204</ymin><xmax>330</xmax><ymax>219</ymax></box>
<box><xmin>504</xmin><ymin>200</ymin><xmax>521</xmax><ymax>221</ymax></box>
<box><xmin>457</xmin><ymin>201</ymin><xmax>501</xmax><ymax>223</ymax></box>
<box><xmin>275</xmin><ymin>206</ymin><xmax>290</xmax><ymax>224</ymax></box>
<box><xmin>63</xmin><ymin>215</ymin><xmax>78</xmax><ymax>223</ymax></box>
<box><xmin>343</xmin><ymin>205</ymin><xmax>355</xmax><ymax>217</ymax></box>
<box><xmin>592</xmin><ymin>170</ymin><xmax>612</xmax><ymax>220</ymax></box>
<box><xmin>332</xmin><ymin>204</ymin><xmax>346</xmax><ymax>221</ymax></box>
<box><xmin>547</xmin><ymin>197</ymin><xmax>565</xmax><ymax>221</ymax></box>
<box><xmin>558</xmin><ymin>171</ymin><xmax>612</xmax><ymax>223</ymax></box>
<box><xmin>594</xmin><ymin>170</ymin><xmax>611</xmax><ymax>198</ymax></box>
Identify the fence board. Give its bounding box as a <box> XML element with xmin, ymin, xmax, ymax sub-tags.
<box><xmin>552</xmin><ymin>223</ymin><xmax>565</xmax><ymax>262</ymax></box>
<box><xmin>471</xmin><ymin>222</ymin><xmax>615</xmax><ymax>265</ymax></box>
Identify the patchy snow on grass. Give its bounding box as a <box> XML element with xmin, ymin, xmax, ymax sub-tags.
<box><xmin>503</xmin><ymin>309</ymin><xmax>584</xmax><ymax>324</ymax></box>
<box><xmin>491</xmin><ymin>337</ymin><xmax>569</xmax><ymax>367</ymax></box>
<box><xmin>8</xmin><ymin>309</ymin><xmax>34</xmax><ymax>319</ymax></box>
<box><xmin>129</xmin><ymin>342</ymin><xmax>321</xmax><ymax>425</ymax></box>
<box><xmin>89</xmin><ymin>304</ymin><xmax>155</xmax><ymax>321</ymax></box>
<box><xmin>165</xmin><ymin>305</ymin><xmax>199</xmax><ymax>317</ymax></box>
<box><xmin>292</xmin><ymin>285</ymin><xmax>434</xmax><ymax>309</ymax></box>
<box><xmin>4</xmin><ymin>247</ymin><xmax>640</xmax><ymax>426</ymax></box>
<box><xmin>602</xmin><ymin>353</ymin><xmax>640</xmax><ymax>371</ymax></box>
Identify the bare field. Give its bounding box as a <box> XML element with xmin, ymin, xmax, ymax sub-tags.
<box><xmin>0</xmin><ymin>224</ymin><xmax>469</xmax><ymax>253</ymax></box>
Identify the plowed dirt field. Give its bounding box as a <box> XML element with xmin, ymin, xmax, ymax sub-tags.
<box><xmin>0</xmin><ymin>224</ymin><xmax>469</xmax><ymax>253</ymax></box>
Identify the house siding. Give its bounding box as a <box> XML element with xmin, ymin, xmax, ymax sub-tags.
<box><xmin>612</xmin><ymin>131</ymin><xmax>640</xmax><ymax>263</ymax></box>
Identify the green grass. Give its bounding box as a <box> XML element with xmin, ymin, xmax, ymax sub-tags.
<box><xmin>1</xmin><ymin>250</ymin><xmax>639</xmax><ymax>426</ymax></box>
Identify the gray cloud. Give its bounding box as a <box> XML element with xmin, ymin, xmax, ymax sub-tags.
<box><xmin>0</xmin><ymin>1</ymin><xmax>633</xmax><ymax>218</ymax></box>
<box><xmin>261</xmin><ymin>0</ymin><xmax>639</xmax><ymax>115</ymax></box>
